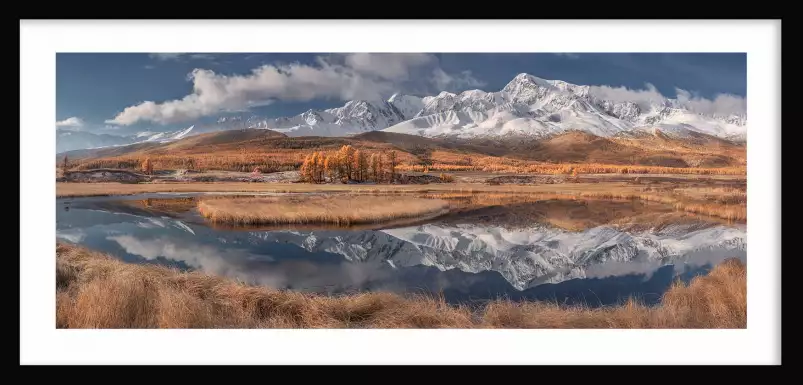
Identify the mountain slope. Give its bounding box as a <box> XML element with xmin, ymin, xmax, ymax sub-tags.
<box><xmin>244</xmin><ymin>95</ymin><xmax>424</xmax><ymax>137</ymax></box>
<box><xmin>383</xmin><ymin>73</ymin><xmax>747</xmax><ymax>141</ymax></box>
<box><xmin>224</xmin><ymin>73</ymin><xmax>744</xmax><ymax>141</ymax></box>
<box><xmin>57</xmin><ymin>130</ymin><xmax>138</xmax><ymax>154</ymax></box>
<box><xmin>62</xmin><ymin>127</ymin><xmax>745</xmax><ymax>171</ymax></box>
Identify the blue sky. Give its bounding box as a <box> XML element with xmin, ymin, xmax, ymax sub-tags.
<box><xmin>56</xmin><ymin>53</ymin><xmax>746</xmax><ymax>136</ymax></box>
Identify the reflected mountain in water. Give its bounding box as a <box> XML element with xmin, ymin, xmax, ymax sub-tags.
<box><xmin>56</xmin><ymin>193</ymin><xmax>746</xmax><ymax>304</ymax></box>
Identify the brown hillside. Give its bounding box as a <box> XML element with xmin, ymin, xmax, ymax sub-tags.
<box><xmin>66</xmin><ymin>128</ymin><xmax>745</xmax><ymax>173</ymax></box>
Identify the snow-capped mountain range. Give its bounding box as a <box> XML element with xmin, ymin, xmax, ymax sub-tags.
<box><xmin>57</xmin><ymin>73</ymin><xmax>747</xmax><ymax>153</ymax></box>
<box><xmin>238</xmin><ymin>73</ymin><xmax>747</xmax><ymax>140</ymax></box>
<box><xmin>57</xmin><ymin>125</ymin><xmax>198</xmax><ymax>153</ymax></box>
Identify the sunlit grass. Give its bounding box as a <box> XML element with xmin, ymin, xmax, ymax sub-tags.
<box><xmin>56</xmin><ymin>243</ymin><xmax>746</xmax><ymax>329</ymax></box>
<box><xmin>56</xmin><ymin>180</ymin><xmax>745</xmax><ymax>222</ymax></box>
<box><xmin>197</xmin><ymin>195</ymin><xmax>450</xmax><ymax>226</ymax></box>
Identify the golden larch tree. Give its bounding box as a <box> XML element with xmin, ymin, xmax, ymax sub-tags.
<box><xmin>61</xmin><ymin>155</ymin><xmax>69</xmax><ymax>176</ymax></box>
<box><xmin>338</xmin><ymin>145</ymin><xmax>356</xmax><ymax>180</ymax></box>
<box><xmin>300</xmin><ymin>154</ymin><xmax>315</xmax><ymax>183</ymax></box>
<box><xmin>377</xmin><ymin>154</ymin><xmax>384</xmax><ymax>183</ymax></box>
<box><xmin>369</xmin><ymin>153</ymin><xmax>381</xmax><ymax>182</ymax></box>
<box><xmin>313</xmin><ymin>152</ymin><xmax>326</xmax><ymax>182</ymax></box>
<box><xmin>354</xmin><ymin>150</ymin><xmax>369</xmax><ymax>182</ymax></box>
<box><xmin>386</xmin><ymin>150</ymin><xmax>398</xmax><ymax>183</ymax></box>
<box><xmin>324</xmin><ymin>154</ymin><xmax>336</xmax><ymax>182</ymax></box>
<box><xmin>352</xmin><ymin>150</ymin><xmax>362</xmax><ymax>182</ymax></box>
<box><xmin>141</xmin><ymin>158</ymin><xmax>153</xmax><ymax>175</ymax></box>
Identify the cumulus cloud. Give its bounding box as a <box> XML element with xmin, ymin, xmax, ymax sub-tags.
<box><xmin>675</xmin><ymin>88</ymin><xmax>746</xmax><ymax>116</ymax></box>
<box><xmin>431</xmin><ymin>68</ymin><xmax>485</xmax><ymax>91</ymax></box>
<box><xmin>589</xmin><ymin>83</ymin><xmax>667</xmax><ymax>110</ymax></box>
<box><xmin>55</xmin><ymin>116</ymin><xmax>85</xmax><ymax>128</ymax></box>
<box><xmin>344</xmin><ymin>53</ymin><xmax>433</xmax><ymax>80</ymax></box>
<box><xmin>589</xmin><ymin>84</ymin><xmax>746</xmax><ymax>116</ymax></box>
<box><xmin>109</xmin><ymin>53</ymin><xmax>481</xmax><ymax>125</ymax></box>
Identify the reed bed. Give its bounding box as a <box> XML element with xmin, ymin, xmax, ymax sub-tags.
<box><xmin>196</xmin><ymin>195</ymin><xmax>451</xmax><ymax>226</ymax></box>
<box><xmin>572</xmin><ymin>190</ymin><xmax>746</xmax><ymax>222</ymax></box>
<box><xmin>57</xmin><ymin>181</ymin><xmax>744</xmax><ymax>223</ymax></box>
<box><xmin>56</xmin><ymin>243</ymin><xmax>747</xmax><ymax>329</ymax></box>
<box><xmin>398</xmin><ymin>162</ymin><xmax>745</xmax><ymax>176</ymax></box>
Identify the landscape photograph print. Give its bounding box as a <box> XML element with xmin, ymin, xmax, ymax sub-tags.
<box><xmin>55</xmin><ymin>52</ymin><xmax>747</xmax><ymax>329</ymax></box>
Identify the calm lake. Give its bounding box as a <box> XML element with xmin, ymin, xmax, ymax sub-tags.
<box><xmin>56</xmin><ymin>192</ymin><xmax>746</xmax><ymax>307</ymax></box>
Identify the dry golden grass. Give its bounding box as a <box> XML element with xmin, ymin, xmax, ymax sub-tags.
<box><xmin>57</xmin><ymin>179</ymin><xmax>745</xmax><ymax>223</ymax></box>
<box><xmin>573</xmin><ymin>189</ymin><xmax>746</xmax><ymax>222</ymax></box>
<box><xmin>197</xmin><ymin>195</ymin><xmax>450</xmax><ymax>226</ymax></box>
<box><xmin>399</xmin><ymin>162</ymin><xmax>745</xmax><ymax>176</ymax></box>
<box><xmin>56</xmin><ymin>243</ymin><xmax>746</xmax><ymax>329</ymax></box>
<box><xmin>76</xmin><ymin>153</ymin><xmax>745</xmax><ymax>176</ymax></box>
<box><xmin>120</xmin><ymin>197</ymin><xmax>198</xmax><ymax>214</ymax></box>
<box><xmin>56</xmin><ymin>178</ymin><xmax>743</xmax><ymax>198</ymax></box>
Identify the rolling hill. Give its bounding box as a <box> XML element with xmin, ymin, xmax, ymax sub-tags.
<box><xmin>61</xmin><ymin>127</ymin><xmax>745</xmax><ymax>173</ymax></box>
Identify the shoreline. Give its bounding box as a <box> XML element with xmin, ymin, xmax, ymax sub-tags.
<box><xmin>56</xmin><ymin>174</ymin><xmax>745</xmax><ymax>198</ymax></box>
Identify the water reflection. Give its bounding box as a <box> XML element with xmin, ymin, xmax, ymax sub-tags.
<box><xmin>56</xmin><ymin>193</ymin><xmax>746</xmax><ymax>306</ymax></box>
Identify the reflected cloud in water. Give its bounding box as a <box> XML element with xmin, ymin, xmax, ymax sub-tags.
<box><xmin>57</xmin><ymin>193</ymin><xmax>747</xmax><ymax>306</ymax></box>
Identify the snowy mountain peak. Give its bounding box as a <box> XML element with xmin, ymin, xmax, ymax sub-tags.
<box><xmin>381</xmin><ymin>73</ymin><xmax>746</xmax><ymax>141</ymax></box>
<box><xmin>387</xmin><ymin>93</ymin><xmax>424</xmax><ymax>120</ymax></box>
<box><xmin>211</xmin><ymin>72</ymin><xmax>747</xmax><ymax>141</ymax></box>
<box><xmin>58</xmin><ymin>73</ymin><xmax>747</xmax><ymax>153</ymax></box>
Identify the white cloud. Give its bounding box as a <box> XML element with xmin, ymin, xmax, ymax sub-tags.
<box><xmin>109</xmin><ymin>53</ymin><xmax>480</xmax><ymax>125</ymax></box>
<box><xmin>589</xmin><ymin>83</ymin><xmax>666</xmax><ymax>109</ymax></box>
<box><xmin>432</xmin><ymin>68</ymin><xmax>485</xmax><ymax>91</ymax></box>
<box><xmin>675</xmin><ymin>88</ymin><xmax>746</xmax><ymax>116</ymax></box>
<box><xmin>344</xmin><ymin>53</ymin><xmax>433</xmax><ymax>80</ymax></box>
<box><xmin>589</xmin><ymin>83</ymin><xmax>746</xmax><ymax>116</ymax></box>
<box><xmin>55</xmin><ymin>116</ymin><xmax>85</xmax><ymax>128</ymax></box>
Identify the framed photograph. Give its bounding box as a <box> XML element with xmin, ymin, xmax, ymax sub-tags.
<box><xmin>20</xmin><ymin>19</ymin><xmax>781</xmax><ymax>365</ymax></box>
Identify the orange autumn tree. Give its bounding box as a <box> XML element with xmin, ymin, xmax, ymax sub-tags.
<box><xmin>61</xmin><ymin>155</ymin><xmax>69</xmax><ymax>175</ymax></box>
<box><xmin>338</xmin><ymin>145</ymin><xmax>356</xmax><ymax>180</ymax></box>
<box><xmin>324</xmin><ymin>153</ymin><xmax>337</xmax><ymax>182</ymax></box>
<box><xmin>386</xmin><ymin>151</ymin><xmax>398</xmax><ymax>183</ymax></box>
<box><xmin>313</xmin><ymin>152</ymin><xmax>326</xmax><ymax>182</ymax></box>
<box><xmin>354</xmin><ymin>150</ymin><xmax>369</xmax><ymax>182</ymax></box>
<box><xmin>352</xmin><ymin>150</ymin><xmax>362</xmax><ymax>182</ymax></box>
<box><xmin>300</xmin><ymin>154</ymin><xmax>313</xmax><ymax>182</ymax></box>
<box><xmin>141</xmin><ymin>158</ymin><xmax>153</xmax><ymax>175</ymax></box>
<box><xmin>369</xmin><ymin>153</ymin><xmax>381</xmax><ymax>182</ymax></box>
<box><xmin>301</xmin><ymin>153</ymin><xmax>326</xmax><ymax>183</ymax></box>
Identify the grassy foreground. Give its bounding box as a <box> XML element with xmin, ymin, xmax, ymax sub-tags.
<box><xmin>197</xmin><ymin>195</ymin><xmax>450</xmax><ymax>226</ymax></box>
<box><xmin>57</xmin><ymin>243</ymin><xmax>746</xmax><ymax>329</ymax></box>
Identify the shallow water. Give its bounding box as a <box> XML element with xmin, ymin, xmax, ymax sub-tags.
<box><xmin>56</xmin><ymin>192</ymin><xmax>746</xmax><ymax>307</ymax></box>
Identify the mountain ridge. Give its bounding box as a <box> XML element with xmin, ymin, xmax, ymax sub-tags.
<box><xmin>57</xmin><ymin>73</ymin><xmax>746</xmax><ymax>153</ymax></box>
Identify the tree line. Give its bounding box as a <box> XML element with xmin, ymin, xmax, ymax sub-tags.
<box><xmin>300</xmin><ymin>145</ymin><xmax>399</xmax><ymax>183</ymax></box>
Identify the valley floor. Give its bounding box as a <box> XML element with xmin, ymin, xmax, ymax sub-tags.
<box><xmin>57</xmin><ymin>176</ymin><xmax>746</xmax><ymax>222</ymax></box>
<box><xmin>56</xmin><ymin>242</ymin><xmax>746</xmax><ymax>329</ymax></box>
<box><xmin>56</xmin><ymin>172</ymin><xmax>745</xmax><ymax>197</ymax></box>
